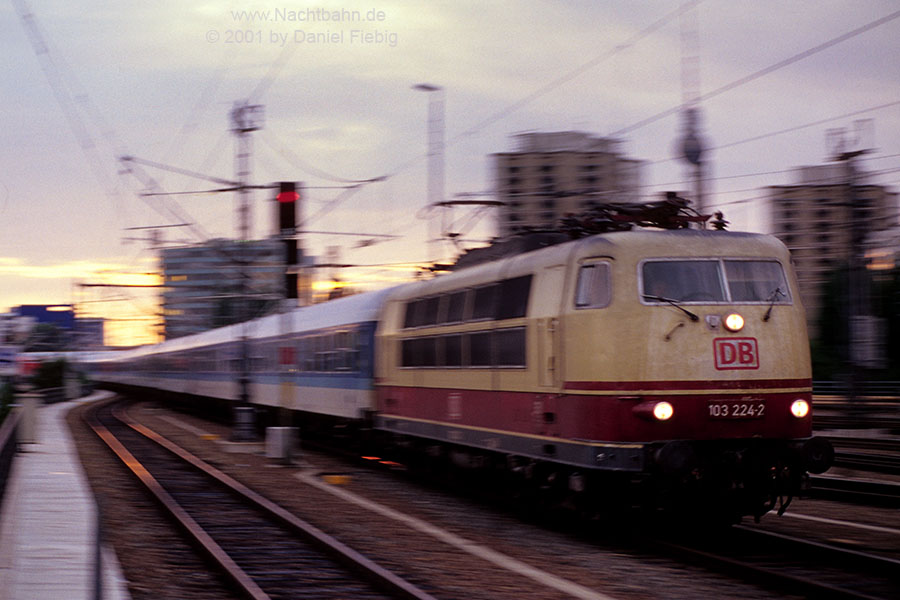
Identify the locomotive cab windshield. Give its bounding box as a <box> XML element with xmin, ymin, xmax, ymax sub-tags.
<box><xmin>640</xmin><ymin>258</ymin><xmax>792</xmax><ymax>305</ymax></box>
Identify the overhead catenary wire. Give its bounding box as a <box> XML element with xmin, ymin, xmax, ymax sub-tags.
<box><xmin>708</xmin><ymin>165</ymin><xmax>900</xmax><ymax>207</ymax></box>
<box><xmin>611</xmin><ymin>7</ymin><xmax>900</xmax><ymax>137</ymax></box>
<box><xmin>259</xmin><ymin>131</ymin><xmax>387</xmax><ymax>185</ymax></box>
<box><xmin>14</xmin><ymin>1</ymin><xmax>900</xmax><ymax>300</ymax></box>
<box><xmin>246</xmin><ymin>39</ymin><xmax>299</xmax><ymax>106</ymax></box>
<box><xmin>157</xmin><ymin>55</ymin><xmax>236</xmax><ymax>189</ymax></box>
<box><xmin>237</xmin><ymin>3</ymin><xmax>900</xmax><ymax>258</ymax></box>
<box><xmin>12</xmin><ymin>0</ymin><xmax>123</xmax><ymax>210</ymax></box>
<box><xmin>12</xmin><ymin>0</ymin><xmax>232</xmax><ymax>253</ymax></box>
<box><xmin>378</xmin><ymin>1</ymin><xmax>706</xmax><ymax>184</ymax></box>
<box><xmin>640</xmin><ymin>160</ymin><xmax>900</xmax><ymax>193</ymax></box>
<box><xmin>641</xmin><ymin>100</ymin><xmax>900</xmax><ymax>170</ymax></box>
<box><xmin>213</xmin><ymin>0</ymin><xmax>712</xmax><ymax>239</ymax></box>
<box><xmin>446</xmin><ymin>0</ymin><xmax>705</xmax><ymax>146</ymax></box>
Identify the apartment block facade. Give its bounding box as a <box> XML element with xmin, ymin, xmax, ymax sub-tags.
<box><xmin>161</xmin><ymin>238</ymin><xmax>305</xmax><ymax>339</ymax></box>
<box><xmin>493</xmin><ymin>132</ymin><xmax>644</xmax><ymax>237</ymax></box>
<box><xmin>769</xmin><ymin>164</ymin><xmax>898</xmax><ymax>338</ymax></box>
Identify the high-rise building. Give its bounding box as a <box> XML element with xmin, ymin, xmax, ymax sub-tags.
<box><xmin>161</xmin><ymin>238</ymin><xmax>310</xmax><ymax>339</ymax></box>
<box><xmin>493</xmin><ymin>131</ymin><xmax>644</xmax><ymax>237</ymax></box>
<box><xmin>768</xmin><ymin>165</ymin><xmax>899</xmax><ymax>337</ymax></box>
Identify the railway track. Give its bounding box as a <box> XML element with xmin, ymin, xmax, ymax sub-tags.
<box><xmin>826</xmin><ymin>436</ymin><xmax>900</xmax><ymax>454</ymax></box>
<box><xmin>650</xmin><ymin>525</ymin><xmax>900</xmax><ymax>599</ymax></box>
<box><xmin>84</xmin><ymin>398</ymin><xmax>436</xmax><ymax>600</ymax></box>
<box><xmin>810</xmin><ymin>475</ymin><xmax>900</xmax><ymax>507</ymax></box>
<box><xmin>833</xmin><ymin>451</ymin><xmax>900</xmax><ymax>475</ymax></box>
<box><xmin>812</xmin><ymin>435</ymin><xmax>900</xmax><ymax>475</ymax></box>
<box><xmin>814</xmin><ymin>413</ymin><xmax>900</xmax><ymax>432</ymax></box>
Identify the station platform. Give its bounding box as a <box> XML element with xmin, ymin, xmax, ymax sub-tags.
<box><xmin>0</xmin><ymin>392</ymin><xmax>131</xmax><ymax>600</ymax></box>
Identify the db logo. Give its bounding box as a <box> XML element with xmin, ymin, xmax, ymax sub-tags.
<box><xmin>713</xmin><ymin>338</ymin><xmax>759</xmax><ymax>370</ymax></box>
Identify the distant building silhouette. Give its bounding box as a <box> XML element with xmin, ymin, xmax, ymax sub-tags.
<box><xmin>161</xmin><ymin>238</ymin><xmax>313</xmax><ymax>339</ymax></box>
<box><xmin>493</xmin><ymin>132</ymin><xmax>644</xmax><ymax>237</ymax></box>
<box><xmin>0</xmin><ymin>305</ymin><xmax>104</xmax><ymax>349</ymax></box>
<box><xmin>768</xmin><ymin>165</ymin><xmax>899</xmax><ymax>338</ymax></box>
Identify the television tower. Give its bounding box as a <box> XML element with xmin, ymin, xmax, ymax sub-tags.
<box><xmin>677</xmin><ymin>3</ymin><xmax>708</xmax><ymax>218</ymax></box>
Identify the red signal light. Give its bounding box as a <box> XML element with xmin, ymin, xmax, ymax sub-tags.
<box><xmin>277</xmin><ymin>190</ymin><xmax>299</xmax><ymax>203</ymax></box>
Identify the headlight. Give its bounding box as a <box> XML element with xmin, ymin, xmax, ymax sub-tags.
<box><xmin>724</xmin><ymin>313</ymin><xmax>745</xmax><ymax>332</ymax></box>
<box><xmin>632</xmin><ymin>400</ymin><xmax>675</xmax><ymax>421</ymax></box>
<box><xmin>790</xmin><ymin>399</ymin><xmax>810</xmax><ymax>418</ymax></box>
<box><xmin>652</xmin><ymin>401</ymin><xmax>674</xmax><ymax>421</ymax></box>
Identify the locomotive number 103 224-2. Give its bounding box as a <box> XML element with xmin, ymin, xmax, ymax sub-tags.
<box><xmin>708</xmin><ymin>401</ymin><xmax>766</xmax><ymax>419</ymax></box>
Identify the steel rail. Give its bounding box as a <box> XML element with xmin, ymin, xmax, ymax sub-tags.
<box><xmin>827</xmin><ymin>437</ymin><xmax>900</xmax><ymax>453</ymax></box>
<box><xmin>85</xmin><ymin>397</ymin><xmax>437</xmax><ymax>600</ymax></box>
<box><xmin>646</xmin><ymin>524</ymin><xmax>900</xmax><ymax>600</ymax></box>
<box><xmin>810</xmin><ymin>475</ymin><xmax>900</xmax><ymax>507</ymax></box>
<box><xmin>84</xmin><ymin>399</ymin><xmax>269</xmax><ymax>600</ymax></box>
<box><xmin>111</xmin><ymin>404</ymin><xmax>437</xmax><ymax>600</ymax></box>
<box><xmin>834</xmin><ymin>451</ymin><xmax>900</xmax><ymax>475</ymax></box>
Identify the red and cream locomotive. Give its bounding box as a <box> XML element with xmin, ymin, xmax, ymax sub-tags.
<box><xmin>88</xmin><ymin>203</ymin><xmax>833</xmax><ymax>521</ymax></box>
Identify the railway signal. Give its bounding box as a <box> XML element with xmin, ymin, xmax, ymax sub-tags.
<box><xmin>276</xmin><ymin>181</ymin><xmax>300</xmax><ymax>302</ymax></box>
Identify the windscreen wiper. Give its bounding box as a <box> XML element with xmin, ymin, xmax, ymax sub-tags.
<box><xmin>762</xmin><ymin>287</ymin><xmax>785</xmax><ymax>322</ymax></box>
<box><xmin>642</xmin><ymin>294</ymin><xmax>699</xmax><ymax>322</ymax></box>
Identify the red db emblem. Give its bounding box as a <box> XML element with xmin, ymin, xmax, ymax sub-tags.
<box><xmin>714</xmin><ymin>338</ymin><xmax>759</xmax><ymax>370</ymax></box>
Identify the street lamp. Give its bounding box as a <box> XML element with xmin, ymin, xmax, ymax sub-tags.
<box><xmin>412</xmin><ymin>84</ymin><xmax>445</xmax><ymax>262</ymax></box>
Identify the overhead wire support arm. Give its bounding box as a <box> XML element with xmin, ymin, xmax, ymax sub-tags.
<box><xmin>117</xmin><ymin>157</ymin><xmax>213</xmax><ymax>242</ymax></box>
<box><xmin>258</xmin><ymin>131</ymin><xmax>388</xmax><ymax>185</ymax></box>
<box><xmin>299</xmin><ymin>230</ymin><xmax>399</xmax><ymax>239</ymax></box>
<box><xmin>78</xmin><ymin>283</ymin><xmax>164</xmax><ymax>288</ymax></box>
<box><xmin>119</xmin><ymin>155</ymin><xmax>239</xmax><ymax>187</ymax></box>
<box><xmin>138</xmin><ymin>189</ymin><xmax>240</xmax><ymax>197</ymax></box>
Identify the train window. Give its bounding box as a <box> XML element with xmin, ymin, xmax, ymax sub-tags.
<box><xmin>642</xmin><ymin>260</ymin><xmax>725</xmax><ymax>303</ymax></box>
<box><xmin>575</xmin><ymin>262</ymin><xmax>611</xmax><ymax>308</ymax></box>
<box><xmin>299</xmin><ymin>338</ymin><xmax>311</xmax><ymax>371</ymax></box>
<box><xmin>315</xmin><ymin>338</ymin><xmax>326</xmax><ymax>371</ymax></box>
<box><xmin>494</xmin><ymin>328</ymin><xmax>526</xmax><ymax>367</ymax></box>
<box><xmin>308</xmin><ymin>339</ymin><xmax>317</xmax><ymax>372</ymax></box>
<box><xmin>467</xmin><ymin>331</ymin><xmax>492</xmax><ymax>367</ymax></box>
<box><xmin>422</xmin><ymin>297</ymin><xmax>440</xmax><ymax>326</ymax></box>
<box><xmin>346</xmin><ymin>347</ymin><xmax>360</xmax><ymax>371</ymax></box>
<box><xmin>401</xmin><ymin>339</ymin><xmax>414</xmax><ymax>367</ymax></box>
<box><xmin>444</xmin><ymin>291</ymin><xmax>467</xmax><ymax>323</ymax></box>
<box><xmin>401</xmin><ymin>337</ymin><xmax>437</xmax><ymax>367</ymax></box>
<box><xmin>403</xmin><ymin>300</ymin><xmax>423</xmax><ymax>328</ymax></box>
<box><xmin>471</xmin><ymin>285</ymin><xmax>498</xmax><ymax>320</ymax></box>
<box><xmin>724</xmin><ymin>261</ymin><xmax>792</xmax><ymax>303</ymax></box>
<box><xmin>422</xmin><ymin>338</ymin><xmax>437</xmax><ymax>367</ymax></box>
<box><xmin>441</xmin><ymin>334</ymin><xmax>463</xmax><ymax>367</ymax></box>
<box><xmin>404</xmin><ymin>298</ymin><xmax>440</xmax><ymax>328</ymax></box>
<box><xmin>435</xmin><ymin>295</ymin><xmax>449</xmax><ymax>323</ymax></box>
<box><xmin>496</xmin><ymin>275</ymin><xmax>532</xmax><ymax>319</ymax></box>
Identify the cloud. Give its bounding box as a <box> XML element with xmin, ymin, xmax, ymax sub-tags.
<box><xmin>0</xmin><ymin>257</ymin><xmax>157</xmax><ymax>281</ymax></box>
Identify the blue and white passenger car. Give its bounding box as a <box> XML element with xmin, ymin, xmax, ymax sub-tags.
<box><xmin>91</xmin><ymin>288</ymin><xmax>395</xmax><ymax>419</ymax></box>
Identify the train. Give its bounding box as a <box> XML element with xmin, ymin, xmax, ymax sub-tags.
<box><xmin>83</xmin><ymin>224</ymin><xmax>834</xmax><ymax>522</ymax></box>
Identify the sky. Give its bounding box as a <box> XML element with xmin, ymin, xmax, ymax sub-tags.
<box><xmin>2</xmin><ymin>1</ymin><xmax>899</xmax><ymax>344</ymax></box>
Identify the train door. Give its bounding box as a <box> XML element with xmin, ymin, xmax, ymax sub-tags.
<box><xmin>537</xmin><ymin>318</ymin><xmax>558</xmax><ymax>387</ymax></box>
<box><xmin>537</xmin><ymin>264</ymin><xmax>566</xmax><ymax>388</ymax></box>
